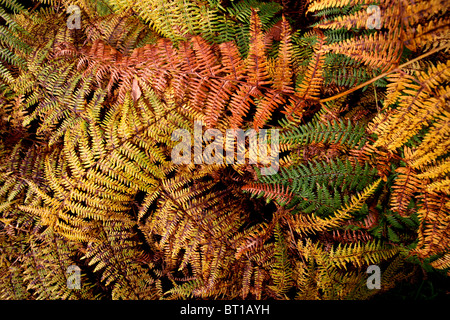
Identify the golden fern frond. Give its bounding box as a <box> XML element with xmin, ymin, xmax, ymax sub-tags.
<box><xmin>408</xmin><ymin>107</ymin><xmax>450</xmax><ymax>169</ymax></box>
<box><xmin>327</xmin><ymin>240</ymin><xmax>399</xmax><ymax>270</ymax></box>
<box><xmin>416</xmin><ymin>159</ymin><xmax>450</xmax><ymax>180</ymax></box>
<box><xmin>84</xmin><ymin>10</ymin><xmax>158</xmax><ymax>54</ymax></box>
<box><xmin>204</xmin><ymin>41</ymin><xmax>244</xmax><ymax>127</ymax></box>
<box><xmin>294</xmin><ymin>237</ymin><xmax>401</xmax><ymax>299</ymax></box>
<box><xmin>381</xmin><ymin>72</ymin><xmax>417</xmax><ymax>107</ymax></box>
<box><xmin>372</xmin><ymin>61</ymin><xmax>450</xmax><ymax>151</ymax></box>
<box><xmin>16</xmin><ymin>84</ymin><xmax>196</xmax><ymax>242</ymax></box>
<box><xmin>426</xmin><ymin>179</ymin><xmax>450</xmax><ymax>195</ymax></box>
<box><xmin>413</xmin><ymin>192</ymin><xmax>450</xmax><ymax>258</ymax></box>
<box><xmin>108</xmin><ymin>0</ymin><xmax>198</xmax><ymax>41</ymax></box>
<box><xmin>430</xmin><ymin>253</ymin><xmax>450</xmax><ymax>275</ymax></box>
<box><xmin>267</xmin><ymin>223</ymin><xmax>294</xmax><ymax>297</ymax></box>
<box><xmin>309</xmin><ymin>0</ymin><xmax>449</xmax><ymax>51</ymax></box>
<box><xmin>138</xmin><ymin>165</ymin><xmax>252</xmax><ymax>298</ymax></box>
<box><xmin>307</xmin><ymin>0</ymin><xmax>368</xmax><ymax>12</ymax></box>
<box><xmin>311</xmin><ymin>7</ymin><xmax>370</xmax><ymax>30</ymax></box>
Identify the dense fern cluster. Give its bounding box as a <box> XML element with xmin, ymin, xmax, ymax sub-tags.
<box><xmin>0</xmin><ymin>0</ymin><xmax>449</xmax><ymax>300</ymax></box>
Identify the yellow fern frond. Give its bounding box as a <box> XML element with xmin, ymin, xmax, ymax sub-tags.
<box><xmin>289</xmin><ymin>179</ymin><xmax>381</xmax><ymax>235</ymax></box>
<box><xmin>430</xmin><ymin>253</ymin><xmax>450</xmax><ymax>275</ymax></box>
<box><xmin>414</xmin><ymin>192</ymin><xmax>450</xmax><ymax>258</ymax></box>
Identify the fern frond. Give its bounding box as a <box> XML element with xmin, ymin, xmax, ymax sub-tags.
<box><xmin>372</xmin><ymin>61</ymin><xmax>450</xmax><ymax>151</ymax></box>
<box><xmin>281</xmin><ymin>118</ymin><xmax>366</xmax><ymax>149</ymax></box>
<box><xmin>390</xmin><ymin>167</ymin><xmax>422</xmax><ymax>216</ymax></box>
<box><xmin>321</xmin><ymin>30</ymin><xmax>403</xmax><ymax>71</ymax></box>
<box><xmin>413</xmin><ymin>192</ymin><xmax>450</xmax><ymax>258</ymax></box>
<box><xmin>243</xmin><ymin>182</ymin><xmax>293</xmax><ymax>205</ymax></box>
<box><xmin>85</xmin><ymin>221</ymin><xmax>160</xmax><ymax>299</ymax></box>
<box><xmin>296</xmin><ymin>32</ymin><xmax>325</xmax><ymax>100</ymax></box>
<box><xmin>307</xmin><ymin>0</ymin><xmax>367</xmax><ymax>13</ymax></box>
<box><xmin>253</xmin><ymin>15</ymin><xmax>293</xmax><ymax>129</ymax></box>
<box><xmin>2</xmin><ymin>0</ymin><xmax>448</xmax><ymax>301</ymax></box>
<box><xmin>416</xmin><ymin>159</ymin><xmax>450</xmax><ymax>180</ymax></box>
<box><xmin>288</xmin><ymin>179</ymin><xmax>381</xmax><ymax>235</ymax></box>
<box><xmin>0</xmin><ymin>0</ymin><xmax>30</xmax><ymax>82</ymax></box>
<box><xmin>268</xmin><ymin>223</ymin><xmax>293</xmax><ymax>297</ymax></box>
<box><xmin>430</xmin><ymin>253</ymin><xmax>450</xmax><ymax>275</ymax></box>
<box><xmin>328</xmin><ymin>240</ymin><xmax>399</xmax><ymax>270</ymax></box>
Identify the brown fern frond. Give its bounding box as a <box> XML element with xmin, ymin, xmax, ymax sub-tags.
<box><xmin>234</xmin><ymin>222</ymin><xmax>274</xmax><ymax>260</ymax></box>
<box><xmin>408</xmin><ymin>108</ymin><xmax>450</xmax><ymax>169</ymax></box>
<box><xmin>242</xmin><ymin>182</ymin><xmax>293</xmax><ymax>205</ymax></box>
<box><xmin>390</xmin><ymin>167</ymin><xmax>423</xmax><ymax>217</ymax></box>
<box><xmin>405</xmin><ymin>17</ymin><xmax>450</xmax><ymax>51</ymax></box>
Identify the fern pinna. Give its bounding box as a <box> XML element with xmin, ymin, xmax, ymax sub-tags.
<box><xmin>0</xmin><ymin>0</ymin><xmax>449</xmax><ymax>300</ymax></box>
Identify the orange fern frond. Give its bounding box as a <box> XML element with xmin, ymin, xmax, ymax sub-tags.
<box><xmin>321</xmin><ymin>30</ymin><xmax>403</xmax><ymax>72</ymax></box>
<box><xmin>229</xmin><ymin>85</ymin><xmax>260</xmax><ymax>128</ymax></box>
<box><xmin>272</xmin><ymin>16</ymin><xmax>294</xmax><ymax>94</ymax></box>
<box><xmin>297</xmin><ymin>31</ymin><xmax>325</xmax><ymax>100</ymax></box>
<box><xmin>253</xmin><ymin>91</ymin><xmax>286</xmax><ymax>130</ymax></box>
<box><xmin>282</xmin><ymin>31</ymin><xmax>325</xmax><ymax>119</ymax></box>
<box><xmin>246</xmin><ymin>9</ymin><xmax>271</xmax><ymax>88</ymax></box>
<box><xmin>229</xmin><ymin>10</ymin><xmax>269</xmax><ymax>129</ymax></box>
<box><xmin>253</xmin><ymin>15</ymin><xmax>294</xmax><ymax>129</ymax></box>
